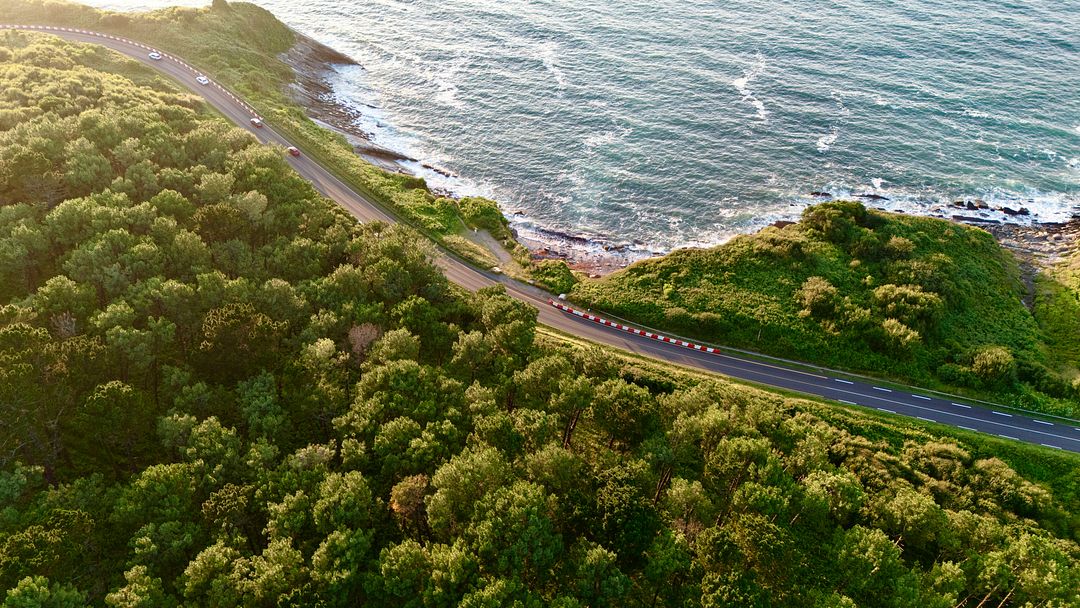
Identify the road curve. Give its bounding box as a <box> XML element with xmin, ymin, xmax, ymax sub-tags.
<box><xmin>7</xmin><ymin>25</ymin><xmax>1079</xmax><ymax>453</ymax></box>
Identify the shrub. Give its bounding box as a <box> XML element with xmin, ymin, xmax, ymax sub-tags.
<box><xmin>882</xmin><ymin>318</ymin><xmax>921</xmax><ymax>352</ymax></box>
<box><xmin>796</xmin><ymin>276</ymin><xmax>839</xmax><ymax>318</ymax></box>
<box><xmin>972</xmin><ymin>346</ymin><xmax>1016</xmax><ymax>385</ymax></box>
<box><xmin>531</xmin><ymin>260</ymin><xmax>577</xmax><ymax>294</ymax></box>
<box><xmin>872</xmin><ymin>284</ymin><xmax>944</xmax><ymax>328</ymax></box>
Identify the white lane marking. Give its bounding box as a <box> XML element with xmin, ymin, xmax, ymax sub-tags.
<box><xmin>873</xmin><ymin>386</ymin><xmax>892</xmax><ymax>392</ymax></box>
<box><xmin>999</xmin><ymin>434</ymin><xmax>1019</xmax><ymax>441</ymax></box>
<box><xmin>958</xmin><ymin>426</ymin><xmax>976</xmax><ymax>431</ymax></box>
<box><xmin>952</xmin><ymin>402</ymin><xmax>972</xmax><ymax>409</ymax></box>
<box><xmin>992</xmin><ymin>411</ymin><xmax>1013</xmax><ymax>418</ymax></box>
<box><xmin>1042</xmin><ymin>444</ymin><xmax>1063</xmax><ymax>450</ymax></box>
<box><xmin>1033</xmin><ymin>420</ymin><xmax>1053</xmax><ymax>426</ymax></box>
<box><xmin>917</xmin><ymin>416</ymin><xmax>935</xmax><ymax>422</ymax></box>
<box><xmin>835</xmin><ymin>379</ymin><xmax>854</xmax><ymax>385</ymax></box>
<box><xmin>839</xmin><ymin>399</ymin><xmax>856</xmax><ymax>405</ymax></box>
<box><xmin>912</xmin><ymin>394</ymin><xmax>931</xmax><ymax>400</ymax></box>
<box><xmin>879</xmin><ymin>408</ymin><xmax>897</xmax><ymax>414</ymax></box>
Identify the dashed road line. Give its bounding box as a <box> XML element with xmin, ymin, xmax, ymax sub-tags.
<box><xmin>911</xmin><ymin>394</ymin><xmax>931</xmax><ymax>400</ymax></box>
<box><xmin>873</xmin><ymin>386</ymin><xmax>892</xmax><ymax>392</ymax></box>
<box><xmin>992</xmin><ymin>411</ymin><xmax>1013</xmax><ymax>418</ymax></box>
<box><xmin>835</xmin><ymin>379</ymin><xmax>854</xmax><ymax>385</ymax></box>
<box><xmin>1033</xmin><ymin>420</ymin><xmax>1053</xmax><ymax>426</ymax></box>
<box><xmin>952</xmin><ymin>402</ymin><xmax>972</xmax><ymax>409</ymax></box>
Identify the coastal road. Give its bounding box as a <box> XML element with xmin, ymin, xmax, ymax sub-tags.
<box><xmin>9</xmin><ymin>25</ymin><xmax>1080</xmax><ymax>453</ymax></box>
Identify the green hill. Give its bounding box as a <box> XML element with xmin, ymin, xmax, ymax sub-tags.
<box><xmin>0</xmin><ymin>24</ymin><xmax>1077</xmax><ymax>608</ymax></box>
<box><xmin>572</xmin><ymin>201</ymin><xmax>1080</xmax><ymax>417</ymax></box>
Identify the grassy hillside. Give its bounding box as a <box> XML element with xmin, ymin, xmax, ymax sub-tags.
<box><xmin>572</xmin><ymin>201</ymin><xmax>1079</xmax><ymax>417</ymax></box>
<box><xmin>1</xmin><ymin>0</ymin><xmax>543</xmax><ymax>273</ymax></box>
<box><xmin>1</xmin><ymin>33</ymin><xmax>1077</xmax><ymax>607</ymax></box>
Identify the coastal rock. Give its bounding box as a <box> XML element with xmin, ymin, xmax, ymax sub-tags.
<box><xmin>809</xmin><ymin>191</ymin><xmax>832</xmax><ymax>198</ymax></box>
<box><xmin>1002</xmin><ymin>207</ymin><xmax>1021</xmax><ymax>216</ymax></box>
<box><xmin>952</xmin><ymin>215</ymin><xmax>1000</xmax><ymax>224</ymax></box>
<box><xmin>857</xmin><ymin>193</ymin><xmax>890</xmax><ymax>201</ymax></box>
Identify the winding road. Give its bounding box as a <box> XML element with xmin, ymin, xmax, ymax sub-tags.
<box><xmin>7</xmin><ymin>25</ymin><xmax>1079</xmax><ymax>453</ymax></box>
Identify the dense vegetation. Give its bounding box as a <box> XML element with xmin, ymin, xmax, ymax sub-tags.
<box><xmin>572</xmin><ymin>202</ymin><xmax>1080</xmax><ymax>417</ymax></box>
<box><xmin>1035</xmin><ymin>247</ymin><xmax>1080</xmax><ymax>392</ymax></box>
<box><xmin>2</xmin><ymin>0</ymin><xmax>543</xmax><ymax>275</ymax></box>
<box><xmin>0</xmin><ymin>32</ymin><xmax>1078</xmax><ymax>607</ymax></box>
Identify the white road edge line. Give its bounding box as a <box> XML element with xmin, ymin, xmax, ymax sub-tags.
<box><xmin>912</xmin><ymin>394</ymin><xmax>931</xmax><ymax>400</ymax></box>
<box><xmin>952</xmin><ymin>402</ymin><xmax>972</xmax><ymax>409</ymax></box>
<box><xmin>873</xmin><ymin>386</ymin><xmax>892</xmax><ymax>392</ymax></box>
<box><xmin>992</xmin><ymin>411</ymin><xmax>1013</xmax><ymax>417</ymax></box>
<box><xmin>1033</xmin><ymin>420</ymin><xmax>1053</xmax><ymax>426</ymax></box>
<box><xmin>835</xmin><ymin>379</ymin><xmax>854</xmax><ymax>385</ymax></box>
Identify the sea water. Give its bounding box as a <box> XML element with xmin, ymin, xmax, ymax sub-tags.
<box><xmin>73</xmin><ymin>0</ymin><xmax>1080</xmax><ymax>253</ymax></box>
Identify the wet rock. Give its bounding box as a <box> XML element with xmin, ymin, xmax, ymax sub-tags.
<box><xmin>857</xmin><ymin>193</ymin><xmax>890</xmax><ymax>201</ymax></box>
<box><xmin>809</xmin><ymin>191</ymin><xmax>832</xmax><ymax>197</ymax></box>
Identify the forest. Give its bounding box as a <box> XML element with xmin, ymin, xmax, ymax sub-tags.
<box><xmin>0</xmin><ymin>25</ymin><xmax>1078</xmax><ymax>608</ymax></box>
<box><xmin>572</xmin><ymin>202</ymin><xmax>1080</xmax><ymax>418</ymax></box>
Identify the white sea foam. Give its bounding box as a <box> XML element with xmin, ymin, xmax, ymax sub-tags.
<box><xmin>816</xmin><ymin>127</ymin><xmax>839</xmax><ymax>152</ymax></box>
<box><xmin>538</xmin><ymin>41</ymin><xmax>568</xmax><ymax>89</ymax></box>
<box><xmin>731</xmin><ymin>56</ymin><xmax>768</xmax><ymax>122</ymax></box>
<box><xmin>583</xmin><ymin>126</ymin><xmax>631</xmax><ymax>150</ymax></box>
<box><xmin>963</xmin><ymin>108</ymin><xmax>990</xmax><ymax>119</ymax></box>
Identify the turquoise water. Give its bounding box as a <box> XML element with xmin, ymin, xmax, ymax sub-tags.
<box><xmin>80</xmin><ymin>0</ymin><xmax>1080</xmax><ymax>252</ymax></box>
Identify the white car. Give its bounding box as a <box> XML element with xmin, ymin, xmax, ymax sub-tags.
<box><xmin>195</xmin><ymin>75</ymin><xmax>210</xmax><ymax>85</ymax></box>
<box><xmin>148</xmin><ymin>51</ymin><xmax>162</xmax><ymax>61</ymax></box>
<box><xmin>250</xmin><ymin>117</ymin><xmax>263</xmax><ymax>128</ymax></box>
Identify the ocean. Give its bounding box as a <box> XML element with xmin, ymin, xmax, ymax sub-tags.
<box><xmin>71</xmin><ymin>0</ymin><xmax>1080</xmax><ymax>254</ymax></box>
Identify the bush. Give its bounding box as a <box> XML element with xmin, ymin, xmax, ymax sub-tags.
<box><xmin>531</xmin><ymin>260</ymin><xmax>577</xmax><ymax>294</ymax></box>
<box><xmin>796</xmin><ymin>276</ymin><xmax>838</xmax><ymax>318</ymax></box>
<box><xmin>972</xmin><ymin>346</ymin><xmax>1016</xmax><ymax>385</ymax></box>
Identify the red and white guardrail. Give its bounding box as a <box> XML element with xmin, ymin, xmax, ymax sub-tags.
<box><xmin>0</xmin><ymin>25</ymin><xmax>262</xmax><ymax>119</ymax></box>
<box><xmin>548</xmin><ymin>300</ymin><xmax>718</xmax><ymax>354</ymax></box>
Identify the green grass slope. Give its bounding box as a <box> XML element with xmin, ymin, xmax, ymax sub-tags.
<box><xmin>572</xmin><ymin>201</ymin><xmax>1079</xmax><ymax>417</ymax></box>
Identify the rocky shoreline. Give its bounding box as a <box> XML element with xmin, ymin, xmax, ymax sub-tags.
<box><xmin>278</xmin><ymin>31</ymin><xmax>417</xmax><ymax>172</ymax></box>
<box><xmin>275</xmin><ymin>32</ymin><xmax>1079</xmax><ymax>278</ymax></box>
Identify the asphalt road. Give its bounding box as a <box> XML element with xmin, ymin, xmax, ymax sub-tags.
<box><xmin>10</xmin><ymin>25</ymin><xmax>1079</xmax><ymax>453</ymax></box>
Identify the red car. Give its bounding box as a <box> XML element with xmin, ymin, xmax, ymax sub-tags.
<box><xmin>287</xmin><ymin>146</ymin><xmax>301</xmax><ymax>157</ymax></box>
